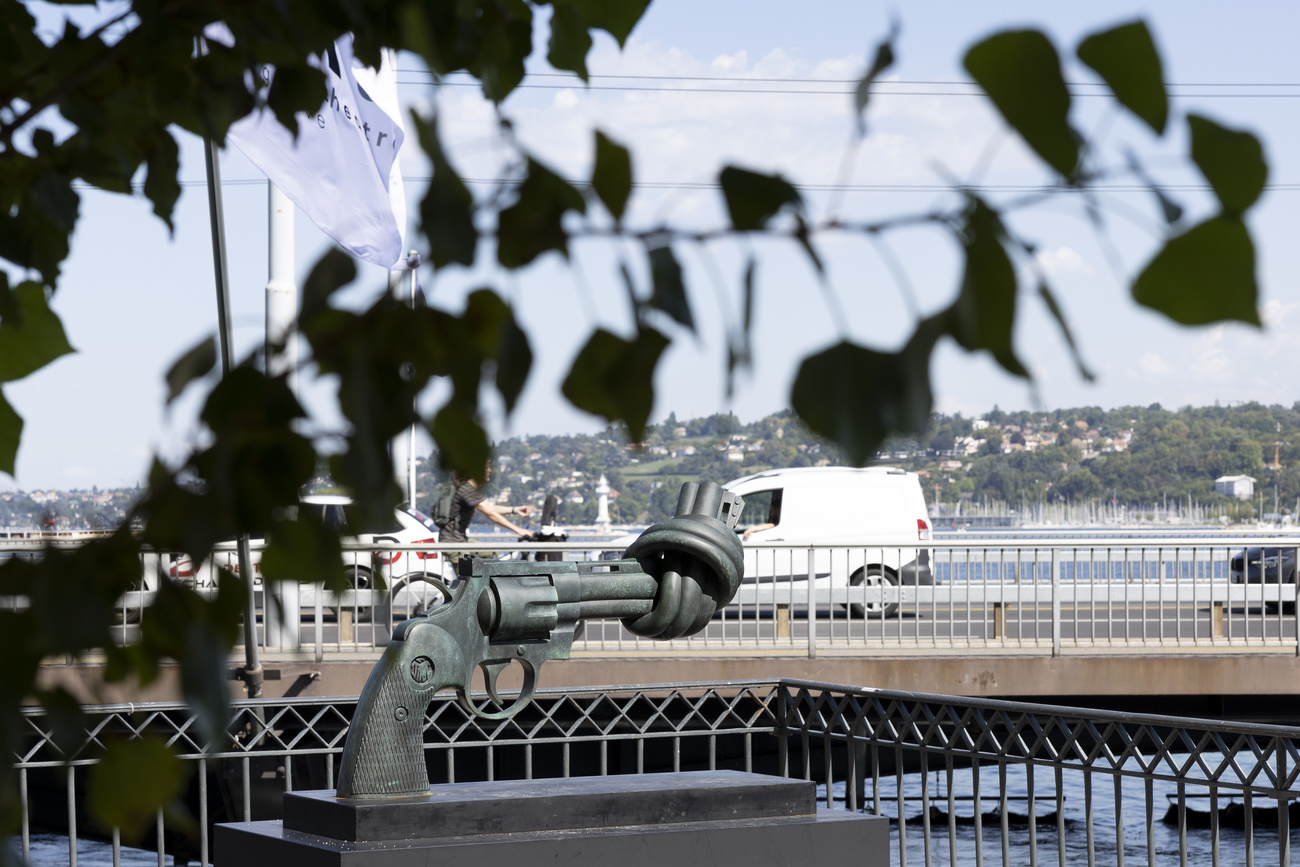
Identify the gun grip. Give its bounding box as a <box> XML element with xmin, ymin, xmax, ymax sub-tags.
<box><xmin>336</xmin><ymin>621</ymin><xmax>465</xmax><ymax>799</ymax></box>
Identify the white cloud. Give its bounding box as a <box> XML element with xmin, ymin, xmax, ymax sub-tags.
<box><xmin>1035</xmin><ymin>246</ymin><xmax>1092</xmax><ymax>276</ymax></box>
<box><xmin>711</xmin><ymin>50</ymin><xmax>747</xmax><ymax>72</ymax></box>
<box><xmin>552</xmin><ymin>88</ymin><xmax>579</xmax><ymax>110</ymax></box>
<box><xmin>1138</xmin><ymin>352</ymin><xmax>1172</xmax><ymax>378</ymax></box>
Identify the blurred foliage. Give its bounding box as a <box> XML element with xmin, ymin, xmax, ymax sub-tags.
<box><xmin>0</xmin><ymin>0</ymin><xmax>1272</xmax><ymax>849</ymax></box>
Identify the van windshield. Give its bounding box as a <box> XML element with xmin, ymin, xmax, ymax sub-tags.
<box><xmin>737</xmin><ymin>488</ymin><xmax>782</xmax><ymax>530</ymax></box>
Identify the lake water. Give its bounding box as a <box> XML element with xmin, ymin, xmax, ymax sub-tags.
<box><xmin>821</xmin><ymin>758</ymin><xmax>1294</xmax><ymax>867</ymax></box>
<box><xmin>29</xmin><ymin>831</ymin><xmax>168</xmax><ymax>866</ymax></box>
<box><xmin>30</xmin><ymin>761</ymin><xmax>1293</xmax><ymax>866</ymax></box>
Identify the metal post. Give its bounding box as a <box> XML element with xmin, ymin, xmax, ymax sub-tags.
<box><xmin>407</xmin><ymin>252</ymin><xmax>418</xmax><ymax>507</ymax></box>
<box><xmin>202</xmin><ymin>125</ymin><xmax>261</xmax><ymax>699</ymax></box>
<box><xmin>1051</xmin><ymin>549</ymin><xmax>1061</xmax><ymax>657</ymax></box>
<box><xmin>806</xmin><ymin>544</ymin><xmax>816</xmax><ymax>659</ymax></box>
<box><xmin>265</xmin><ymin>182</ymin><xmax>299</xmax><ymax>650</ymax></box>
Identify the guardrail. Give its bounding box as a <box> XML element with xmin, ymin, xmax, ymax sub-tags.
<box><xmin>16</xmin><ymin>679</ymin><xmax>1300</xmax><ymax>867</ymax></box>
<box><xmin>5</xmin><ymin>536</ymin><xmax>1300</xmax><ymax>659</ymax></box>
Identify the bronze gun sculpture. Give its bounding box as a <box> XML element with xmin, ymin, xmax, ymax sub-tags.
<box><xmin>336</xmin><ymin>480</ymin><xmax>745</xmax><ymax>799</ymax></box>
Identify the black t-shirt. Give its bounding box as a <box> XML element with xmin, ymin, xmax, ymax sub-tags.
<box><xmin>440</xmin><ymin>480</ymin><xmax>484</xmax><ymax>543</ymax></box>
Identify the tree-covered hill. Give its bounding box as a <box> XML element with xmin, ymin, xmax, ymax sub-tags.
<box><xmin>425</xmin><ymin>402</ymin><xmax>1300</xmax><ymax>526</ymax></box>
<box><xmin>7</xmin><ymin>401</ymin><xmax>1294</xmax><ymax>530</ymax></box>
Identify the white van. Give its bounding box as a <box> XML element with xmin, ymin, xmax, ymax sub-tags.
<box><xmin>727</xmin><ymin>466</ymin><xmax>933</xmax><ymax>617</ymax></box>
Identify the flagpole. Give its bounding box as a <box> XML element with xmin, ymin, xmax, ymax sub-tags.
<box><xmin>202</xmin><ymin>112</ymin><xmax>262</xmax><ymax>701</ymax></box>
<box><xmin>407</xmin><ymin>251</ymin><xmax>418</xmax><ymax>508</ymax></box>
<box><xmin>265</xmin><ymin>182</ymin><xmax>299</xmax><ymax>651</ymax></box>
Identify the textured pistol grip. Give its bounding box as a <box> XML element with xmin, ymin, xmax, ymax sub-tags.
<box><xmin>336</xmin><ymin>621</ymin><xmax>466</xmax><ymax>799</ymax></box>
<box><xmin>623</xmin><ymin>481</ymin><xmax>745</xmax><ymax>640</ymax></box>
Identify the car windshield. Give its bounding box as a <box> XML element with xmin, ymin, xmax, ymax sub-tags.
<box><xmin>736</xmin><ymin>488</ymin><xmax>782</xmax><ymax>530</ymax></box>
<box><xmin>404</xmin><ymin>508</ymin><xmax>439</xmax><ymax>533</ymax></box>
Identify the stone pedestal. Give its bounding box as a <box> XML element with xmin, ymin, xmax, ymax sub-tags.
<box><xmin>215</xmin><ymin>770</ymin><xmax>889</xmax><ymax>866</ymax></box>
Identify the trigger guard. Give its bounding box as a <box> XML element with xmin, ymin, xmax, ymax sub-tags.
<box><xmin>461</xmin><ymin>657</ymin><xmax>538</xmax><ymax>721</ymax></box>
<box><xmin>481</xmin><ymin>660</ymin><xmax>511</xmax><ymax>704</ymax></box>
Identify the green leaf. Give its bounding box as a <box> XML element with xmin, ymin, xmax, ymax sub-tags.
<box><xmin>28</xmin><ymin>171</ymin><xmax>79</xmax><ymax>234</ymax></box>
<box><xmin>562</xmin><ymin>327</ymin><xmax>670</xmax><ymax>441</ymax></box>
<box><xmin>571</xmin><ymin>0</ymin><xmax>652</xmax><ymax>46</ymax></box>
<box><xmin>791</xmin><ymin>320</ymin><xmax>942</xmax><ymax>465</ymax></box>
<box><xmin>0</xmin><ymin>389</ymin><xmax>23</xmax><ymax>478</ymax></box>
<box><xmin>646</xmin><ymin>244</ymin><xmax>694</xmax><ymax>331</ymax></box>
<box><xmin>1126</xmin><ymin>150</ymin><xmax>1183</xmax><ymax>224</ymax></box>
<box><xmin>793</xmin><ymin>213</ymin><xmax>824</xmax><ymax>274</ymax></box>
<box><xmin>592</xmin><ymin>130</ymin><xmax>632</xmax><ymax>222</ymax></box>
<box><xmin>719</xmin><ymin>166</ymin><xmax>802</xmax><ymax>231</ymax></box>
<box><xmin>164</xmin><ymin>336</ymin><xmax>216</xmax><ymax>406</ymax></box>
<box><xmin>1132</xmin><ymin>215</ymin><xmax>1260</xmax><ymax>326</ymax></box>
<box><xmin>0</xmin><ymin>274</ymin><xmax>20</xmax><ymax>325</ymax></box>
<box><xmin>1187</xmin><ymin>114</ymin><xmax>1268</xmax><ymax>215</ymax></box>
<box><xmin>262</xmin><ymin>514</ymin><xmax>344</xmax><ymax>588</ymax></box>
<box><xmin>265</xmin><ymin>63</ymin><xmax>322</xmax><ymax>137</ymax></box>
<box><xmin>1036</xmin><ymin>283</ymin><xmax>1094</xmax><ymax>381</ymax></box>
<box><xmin>547</xmin><ymin>2</ymin><xmax>593</xmax><ymax>81</ymax></box>
<box><xmin>964</xmin><ymin>30</ymin><xmax>1079</xmax><ymax>178</ymax></box>
<box><xmin>0</xmin><ymin>282</ymin><xmax>74</xmax><ymax>382</ymax></box>
<box><xmin>37</xmin><ymin>688</ymin><xmax>84</xmax><ymax>760</ymax></box>
<box><xmin>143</xmin><ymin>132</ymin><xmax>182</xmax><ymax>231</ymax></box>
<box><xmin>414</xmin><ymin>112</ymin><xmax>479</xmax><ymax>270</ymax></box>
<box><xmin>1077</xmin><ymin>20</ymin><xmax>1167</xmax><ymax>135</ymax></box>
<box><xmin>180</xmin><ymin>619</ymin><xmax>233</xmax><ymax>748</ymax></box>
<box><xmin>431</xmin><ymin>402</ymin><xmax>490</xmax><ymax>481</ymax></box>
<box><xmin>468</xmin><ymin>0</ymin><xmax>533</xmax><ymax>103</ymax></box>
<box><xmin>497</xmin><ymin>158</ymin><xmax>587</xmax><ymax>268</ymax></box>
<box><xmin>300</xmin><ymin>249</ymin><xmax>357</xmax><ymax>326</ymax></box>
<box><xmin>726</xmin><ymin>257</ymin><xmax>756</xmax><ymax>397</ymax></box>
<box><xmin>855</xmin><ymin>22</ymin><xmax>899</xmax><ymax>137</ymax></box>
<box><xmin>949</xmin><ymin>199</ymin><xmax>1027</xmax><ymax>377</ymax></box>
<box><xmin>494</xmin><ymin>312</ymin><xmax>532</xmax><ymax>415</ymax></box>
<box><xmin>87</xmin><ymin>737</ymin><xmax>188</xmax><ymax>840</ymax></box>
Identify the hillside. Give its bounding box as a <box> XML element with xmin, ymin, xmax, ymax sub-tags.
<box><xmin>6</xmin><ymin>402</ymin><xmax>1297</xmax><ymax>531</ymax></box>
<box><xmin>423</xmin><ymin>402</ymin><xmax>1300</xmax><ymax>527</ymax></box>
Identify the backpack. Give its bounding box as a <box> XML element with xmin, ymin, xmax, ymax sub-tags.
<box><xmin>429</xmin><ymin>480</ymin><xmax>456</xmax><ymax>531</ymax></box>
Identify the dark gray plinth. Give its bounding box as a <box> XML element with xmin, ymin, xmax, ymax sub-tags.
<box><xmin>284</xmin><ymin>770</ymin><xmax>814</xmax><ymax>841</ymax></box>
<box><xmin>215</xmin><ymin>771</ymin><xmax>889</xmax><ymax>867</ymax></box>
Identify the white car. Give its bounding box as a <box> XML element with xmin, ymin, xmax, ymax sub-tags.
<box><xmin>157</xmin><ymin>495</ymin><xmax>453</xmax><ymax>621</ymax></box>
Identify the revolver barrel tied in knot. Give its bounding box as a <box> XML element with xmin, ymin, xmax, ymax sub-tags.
<box><xmin>334</xmin><ymin>480</ymin><xmax>744</xmax><ymax>799</ymax></box>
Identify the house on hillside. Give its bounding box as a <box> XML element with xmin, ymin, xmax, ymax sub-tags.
<box><xmin>1215</xmin><ymin>475</ymin><xmax>1256</xmax><ymax>500</ymax></box>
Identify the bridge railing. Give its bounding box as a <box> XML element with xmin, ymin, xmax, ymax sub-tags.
<box><xmin>3</xmin><ymin>535</ymin><xmax>1300</xmax><ymax>658</ymax></box>
<box><xmin>15</xmin><ymin>678</ymin><xmax>1300</xmax><ymax>867</ymax></box>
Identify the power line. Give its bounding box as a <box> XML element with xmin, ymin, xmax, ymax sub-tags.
<box><xmin>400</xmin><ymin>69</ymin><xmax>1300</xmax><ymax>88</ymax></box>
<box><xmin>397</xmin><ymin>69</ymin><xmax>1300</xmax><ymax>97</ymax></box>
<box><xmin>400</xmin><ymin>80</ymin><xmax>1300</xmax><ymax>98</ymax></box>
<box><xmin>69</xmin><ymin>177</ymin><xmax>1300</xmax><ymax>193</ymax></box>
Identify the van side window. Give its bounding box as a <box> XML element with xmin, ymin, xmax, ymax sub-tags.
<box><xmin>740</xmin><ymin>489</ymin><xmax>782</xmax><ymax>530</ymax></box>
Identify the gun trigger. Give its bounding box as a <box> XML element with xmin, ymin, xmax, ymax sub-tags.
<box><xmin>481</xmin><ymin>661</ymin><xmax>511</xmax><ymax>705</ymax></box>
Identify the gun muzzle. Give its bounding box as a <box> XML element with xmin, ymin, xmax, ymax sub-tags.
<box><xmin>621</xmin><ymin>480</ymin><xmax>745</xmax><ymax>640</ymax></box>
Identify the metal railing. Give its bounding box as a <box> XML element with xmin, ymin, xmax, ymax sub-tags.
<box><xmin>15</xmin><ymin>679</ymin><xmax>1300</xmax><ymax>866</ymax></box>
<box><xmin>6</xmin><ymin>535</ymin><xmax>1300</xmax><ymax>659</ymax></box>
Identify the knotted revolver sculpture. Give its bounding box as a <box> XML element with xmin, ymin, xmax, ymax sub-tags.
<box><xmin>336</xmin><ymin>480</ymin><xmax>744</xmax><ymax>799</ymax></box>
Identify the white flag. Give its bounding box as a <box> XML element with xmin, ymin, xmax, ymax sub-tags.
<box><xmin>216</xmin><ymin>30</ymin><xmax>407</xmax><ymax>269</ymax></box>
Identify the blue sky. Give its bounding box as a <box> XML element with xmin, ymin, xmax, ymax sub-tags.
<box><xmin>11</xmin><ymin>1</ymin><xmax>1300</xmax><ymax>489</ymax></box>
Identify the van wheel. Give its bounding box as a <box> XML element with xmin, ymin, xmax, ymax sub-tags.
<box><xmin>849</xmin><ymin>567</ymin><xmax>898</xmax><ymax>618</ymax></box>
<box><xmin>332</xmin><ymin>565</ymin><xmax>374</xmax><ymax>623</ymax></box>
